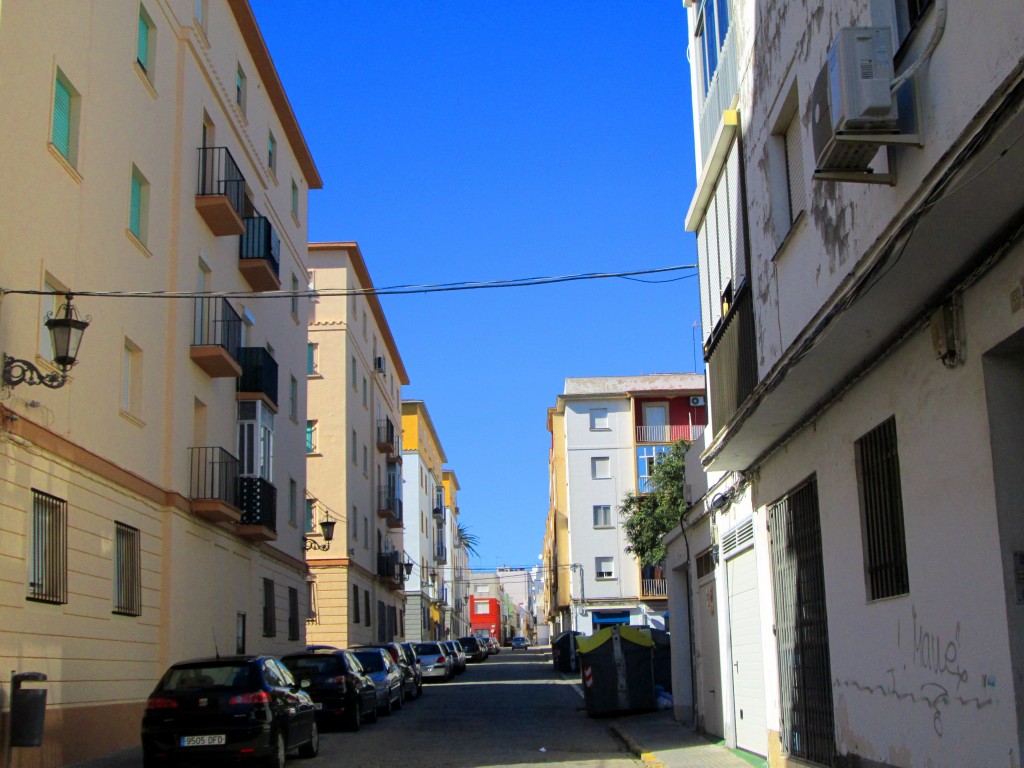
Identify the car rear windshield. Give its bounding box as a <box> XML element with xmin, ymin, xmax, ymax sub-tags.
<box><xmin>458</xmin><ymin>638</ymin><xmax>479</xmax><ymax>649</ymax></box>
<box><xmin>353</xmin><ymin>651</ymin><xmax>384</xmax><ymax>672</ymax></box>
<box><xmin>280</xmin><ymin>656</ymin><xmax>340</xmax><ymax>679</ymax></box>
<box><xmin>413</xmin><ymin>643</ymin><xmax>441</xmax><ymax>656</ymax></box>
<box><xmin>161</xmin><ymin>663</ymin><xmax>253</xmax><ymax>691</ymax></box>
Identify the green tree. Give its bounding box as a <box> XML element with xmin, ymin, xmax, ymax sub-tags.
<box><xmin>457</xmin><ymin>522</ymin><xmax>480</xmax><ymax>557</ymax></box>
<box><xmin>619</xmin><ymin>439</ymin><xmax>691</xmax><ymax>567</ymax></box>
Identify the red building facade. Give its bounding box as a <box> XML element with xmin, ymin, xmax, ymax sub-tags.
<box><xmin>469</xmin><ymin>596</ymin><xmax>501</xmax><ymax>639</ymax></box>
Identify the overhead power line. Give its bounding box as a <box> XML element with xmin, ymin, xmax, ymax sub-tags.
<box><xmin>0</xmin><ymin>264</ymin><xmax>697</xmax><ymax>301</ymax></box>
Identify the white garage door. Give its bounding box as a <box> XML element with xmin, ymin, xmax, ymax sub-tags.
<box><xmin>728</xmin><ymin>548</ymin><xmax>768</xmax><ymax>756</ymax></box>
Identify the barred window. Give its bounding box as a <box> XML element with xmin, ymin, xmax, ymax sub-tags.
<box><xmin>263</xmin><ymin>578</ymin><xmax>276</xmax><ymax>637</ymax></box>
<box><xmin>856</xmin><ymin>417</ymin><xmax>910</xmax><ymax>600</ymax></box>
<box><xmin>113</xmin><ymin>522</ymin><xmax>142</xmax><ymax>616</ymax></box>
<box><xmin>288</xmin><ymin>587</ymin><xmax>300</xmax><ymax>641</ymax></box>
<box><xmin>29</xmin><ymin>490</ymin><xmax>67</xmax><ymax>604</ymax></box>
<box><xmin>353</xmin><ymin>585</ymin><xmax>360</xmax><ymax>623</ymax></box>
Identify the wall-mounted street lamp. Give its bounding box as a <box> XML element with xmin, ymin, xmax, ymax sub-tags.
<box><xmin>304</xmin><ymin>511</ymin><xmax>336</xmax><ymax>552</ymax></box>
<box><xmin>2</xmin><ymin>295</ymin><xmax>90</xmax><ymax>389</ymax></box>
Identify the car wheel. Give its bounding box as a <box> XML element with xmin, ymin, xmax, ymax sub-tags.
<box><xmin>265</xmin><ymin>731</ymin><xmax>286</xmax><ymax>768</ymax></box>
<box><xmin>365</xmin><ymin>697</ymin><xmax>379</xmax><ymax>724</ymax></box>
<box><xmin>348</xmin><ymin>703</ymin><xmax>362</xmax><ymax>731</ymax></box>
<box><xmin>395</xmin><ymin>686</ymin><xmax>403</xmax><ymax>710</ymax></box>
<box><xmin>381</xmin><ymin>691</ymin><xmax>393</xmax><ymax>716</ymax></box>
<box><xmin>298</xmin><ymin>720</ymin><xmax>319</xmax><ymax>759</ymax></box>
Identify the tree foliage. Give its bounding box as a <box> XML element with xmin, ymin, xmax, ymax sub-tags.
<box><xmin>620</xmin><ymin>439</ymin><xmax>691</xmax><ymax>567</ymax></box>
<box><xmin>457</xmin><ymin>522</ymin><xmax>480</xmax><ymax>557</ymax></box>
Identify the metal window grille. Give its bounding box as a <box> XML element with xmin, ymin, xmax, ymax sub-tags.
<box><xmin>696</xmin><ymin>548</ymin><xmax>716</xmax><ymax>579</ymax></box>
<box><xmin>353</xmin><ymin>585</ymin><xmax>360</xmax><ymax>623</ymax></box>
<box><xmin>856</xmin><ymin>417</ymin><xmax>910</xmax><ymax>600</ymax></box>
<box><xmin>29</xmin><ymin>490</ymin><xmax>67</xmax><ymax>604</ymax></box>
<box><xmin>288</xmin><ymin>587</ymin><xmax>300</xmax><ymax>641</ymax></box>
<box><xmin>263</xmin><ymin>578</ymin><xmax>276</xmax><ymax>637</ymax></box>
<box><xmin>236</xmin><ymin>612</ymin><xmax>246</xmax><ymax>654</ymax></box>
<box><xmin>114</xmin><ymin>522</ymin><xmax>142</xmax><ymax>616</ymax></box>
<box><xmin>364</xmin><ymin>592</ymin><xmax>371</xmax><ymax>626</ymax></box>
<box><xmin>768</xmin><ymin>478</ymin><xmax>836</xmax><ymax>765</ymax></box>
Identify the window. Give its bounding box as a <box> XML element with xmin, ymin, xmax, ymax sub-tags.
<box><xmin>351</xmin><ymin>356</ymin><xmax>358</xmax><ymax>390</ymax></box>
<box><xmin>238</xmin><ymin>402</ymin><xmax>274</xmax><ymax>480</ymax></box>
<box><xmin>288</xmin><ymin>587</ymin><xmax>299</xmax><ymax>641</ymax></box>
<box><xmin>307</xmin><ymin>343</ymin><xmax>318</xmax><ymax>375</ymax></box>
<box><xmin>593</xmin><ymin>505</ymin><xmax>612</xmax><ymax>528</ymax></box>
<box><xmin>696</xmin><ymin>144</ymin><xmax>742</xmax><ymax>346</ymax></box>
<box><xmin>637</xmin><ymin>445</ymin><xmax>670</xmax><ymax>493</ymax></box>
<box><xmin>351</xmin><ymin>506</ymin><xmax>358</xmax><ymax>540</ymax></box>
<box><xmin>696</xmin><ymin>0</ymin><xmax>730</xmax><ymax>94</ymax></box>
<box><xmin>305</xmin><ymin>498</ymin><xmax>315</xmax><ymax>534</ymax></box>
<box><xmin>895</xmin><ymin>0</ymin><xmax>933</xmax><ymax>46</ymax></box>
<box><xmin>289</xmin><ymin>375</ymin><xmax>298</xmax><ymax>421</ymax></box>
<box><xmin>362</xmin><ymin>445</ymin><xmax>368</xmax><ymax>474</ymax></box>
<box><xmin>474</xmin><ymin>601</ymin><xmax>489</xmax><ymax>615</ymax></box>
<box><xmin>29</xmin><ymin>489</ymin><xmax>67</xmax><ymax>604</ymax></box>
<box><xmin>306</xmin><ymin>420</ymin><xmax>317</xmax><ymax>453</ymax></box>
<box><xmin>51</xmin><ymin>70</ymin><xmax>80</xmax><ymax>167</ymax></box>
<box><xmin>364</xmin><ymin>591</ymin><xmax>371</xmax><ymax>626</ymax></box>
<box><xmin>128</xmin><ymin>165</ymin><xmax>149</xmax><ymax>244</ymax></box>
<box><xmin>288</xmin><ymin>479</ymin><xmax>297</xmax><ymax>527</ymax></box>
<box><xmin>114</xmin><ymin>522</ymin><xmax>142</xmax><ymax>616</ymax></box>
<box><xmin>120</xmin><ymin>337</ymin><xmax>142</xmax><ymax>415</ymax></box>
<box><xmin>353</xmin><ymin>585</ymin><xmax>360</xmax><ymax>623</ymax></box>
<box><xmin>290</xmin><ymin>274</ymin><xmax>299</xmax><ymax>316</ymax></box>
<box><xmin>362</xmin><ymin>377</ymin><xmax>367</xmax><ymax>408</ymax></box>
<box><xmin>589</xmin><ymin>408</ymin><xmax>609</xmax><ymax>430</ymax></box>
<box><xmin>783</xmin><ymin>113</ymin><xmax>805</xmax><ymax>226</ymax></box>
<box><xmin>262</xmin><ymin>578</ymin><xmax>275</xmax><ymax>637</ymax></box>
<box><xmin>363</xmin><ymin>515</ymin><xmax>369</xmax><ymax>549</ymax></box>
<box><xmin>193</xmin><ymin>0</ymin><xmax>207</xmax><ymax>32</ymax></box>
<box><xmin>595</xmin><ymin>557</ymin><xmax>615</xmax><ymax>580</ymax></box>
<box><xmin>696</xmin><ymin>548</ymin><xmax>716</xmax><ymax>579</ymax></box>
<box><xmin>235</xmin><ymin>65</ymin><xmax>247</xmax><ymax>115</ymax></box>
<box><xmin>136</xmin><ymin>6</ymin><xmax>154</xmax><ymax>78</ymax></box>
<box><xmin>856</xmin><ymin>416</ymin><xmax>910</xmax><ymax>600</ymax></box>
<box><xmin>361</xmin><ymin>310</ymin><xmax>367</xmax><ymax>340</ymax></box>
<box><xmin>236</xmin><ymin>612</ymin><xmax>246</xmax><ymax>654</ymax></box>
<box><xmin>291</xmin><ymin>180</ymin><xmax>299</xmax><ymax>218</ymax></box>
<box><xmin>591</xmin><ymin>457</ymin><xmax>611</xmax><ymax>479</ymax></box>
<box><xmin>268</xmin><ymin>131</ymin><xmax>277</xmax><ymax>175</ymax></box>
<box><xmin>39</xmin><ymin>275</ymin><xmax>65</xmax><ymax>362</ymax></box>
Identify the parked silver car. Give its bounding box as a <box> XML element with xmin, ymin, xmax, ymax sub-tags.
<box><xmin>412</xmin><ymin>642</ymin><xmax>452</xmax><ymax>681</ymax></box>
<box><xmin>442</xmin><ymin>640</ymin><xmax>466</xmax><ymax>673</ymax></box>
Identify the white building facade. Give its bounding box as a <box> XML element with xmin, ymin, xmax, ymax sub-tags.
<box><xmin>679</xmin><ymin>0</ymin><xmax>1024</xmax><ymax>766</ymax></box>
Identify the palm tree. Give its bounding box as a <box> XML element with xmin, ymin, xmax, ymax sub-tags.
<box><xmin>457</xmin><ymin>522</ymin><xmax>479</xmax><ymax>557</ymax></box>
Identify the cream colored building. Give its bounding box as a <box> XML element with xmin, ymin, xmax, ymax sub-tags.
<box><xmin>305</xmin><ymin>243</ymin><xmax>410</xmax><ymax>648</ymax></box>
<box><xmin>0</xmin><ymin>2</ymin><xmax>321</xmax><ymax>764</ymax></box>
<box><xmin>443</xmin><ymin>469</ymin><xmax>471</xmax><ymax>638</ymax></box>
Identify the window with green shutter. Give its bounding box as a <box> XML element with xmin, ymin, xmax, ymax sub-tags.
<box><xmin>137</xmin><ymin>14</ymin><xmax>150</xmax><ymax>71</ymax></box>
<box><xmin>51</xmin><ymin>73</ymin><xmax>76</xmax><ymax>163</ymax></box>
<box><xmin>129</xmin><ymin>166</ymin><xmax>148</xmax><ymax>244</ymax></box>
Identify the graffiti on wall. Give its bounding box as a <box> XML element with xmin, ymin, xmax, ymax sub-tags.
<box><xmin>833</xmin><ymin>606</ymin><xmax>993</xmax><ymax>737</ymax></box>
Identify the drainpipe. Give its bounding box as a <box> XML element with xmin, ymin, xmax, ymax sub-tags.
<box><xmin>679</xmin><ymin>508</ymin><xmax>699</xmax><ymax>729</ymax></box>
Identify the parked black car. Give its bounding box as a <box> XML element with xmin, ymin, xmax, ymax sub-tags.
<box><xmin>357</xmin><ymin>642</ymin><xmax>421</xmax><ymax>700</ymax></box>
<box><xmin>141</xmin><ymin>655</ymin><xmax>319</xmax><ymax>768</ymax></box>
<box><xmin>457</xmin><ymin>636</ymin><xmax>488</xmax><ymax>663</ymax></box>
<box><xmin>399</xmin><ymin>642</ymin><xmax>425</xmax><ymax>695</ymax></box>
<box><xmin>281</xmin><ymin>648</ymin><xmax>378</xmax><ymax>731</ymax></box>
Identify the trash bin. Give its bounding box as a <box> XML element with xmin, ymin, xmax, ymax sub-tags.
<box><xmin>638</xmin><ymin>627</ymin><xmax>672</xmax><ymax>692</ymax></box>
<box><xmin>10</xmin><ymin>672</ymin><xmax>48</xmax><ymax>747</ymax></box>
<box><xmin>576</xmin><ymin>625</ymin><xmax>656</xmax><ymax>717</ymax></box>
<box><xmin>551</xmin><ymin>631</ymin><xmax>582</xmax><ymax>672</ymax></box>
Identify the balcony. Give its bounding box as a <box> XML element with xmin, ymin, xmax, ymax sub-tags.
<box><xmin>697</xmin><ymin>27</ymin><xmax>739</xmax><ymax>166</ymax></box>
<box><xmin>239</xmin><ymin>216</ymin><xmax>281</xmax><ymax>291</ymax></box>
<box><xmin>195</xmin><ymin>146</ymin><xmax>245</xmax><ymax>236</ymax></box>
<box><xmin>387</xmin><ymin>433</ymin><xmax>402</xmax><ymax>464</ymax></box>
<box><xmin>635</xmin><ymin>424</ymin><xmax>707</xmax><ymax>444</ymax></box>
<box><xmin>237</xmin><ymin>476</ymin><xmax>277</xmax><ymax>542</ymax></box>
<box><xmin>641</xmin><ymin>579</ymin><xmax>668</xmax><ymax>598</ymax></box>
<box><xmin>236</xmin><ymin>347</ymin><xmax>279</xmax><ymax>412</ymax></box>
<box><xmin>708</xmin><ymin>285</ymin><xmax>757</xmax><ymax>440</ymax></box>
<box><xmin>377</xmin><ymin>487</ymin><xmax>403</xmax><ymax>528</ymax></box>
<box><xmin>434</xmin><ymin>543</ymin><xmax>448</xmax><ymax>565</ymax></box>
<box><xmin>191</xmin><ymin>298</ymin><xmax>242</xmax><ymax>378</ymax></box>
<box><xmin>188</xmin><ymin>446</ymin><xmax>240</xmax><ymax>524</ymax></box>
<box><xmin>377</xmin><ymin>551</ymin><xmax>403</xmax><ymax>590</ymax></box>
<box><xmin>387</xmin><ymin>498</ymin><xmax>404</xmax><ymax>529</ymax></box>
<box><xmin>376</xmin><ymin>418</ymin><xmax>396</xmax><ymax>454</ymax></box>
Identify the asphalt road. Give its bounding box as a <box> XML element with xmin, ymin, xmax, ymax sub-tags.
<box><xmin>74</xmin><ymin>647</ymin><xmax>641</xmax><ymax>768</ymax></box>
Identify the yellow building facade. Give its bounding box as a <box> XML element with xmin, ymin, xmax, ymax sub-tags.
<box><xmin>305</xmin><ymin>243</ymin><xmax>410</xmax><ymax>649</ymax></box>
<box><xmin>0</xmin><ymin>2</ymin><xmax>321</xmax><ymax>764</ymax></box>
<box><xmin>543</xmin><ymin>407</ymin><xmax>571</xmax><ymax>633</ymax></box>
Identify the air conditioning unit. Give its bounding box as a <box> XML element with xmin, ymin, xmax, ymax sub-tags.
<box><xmin>374</xmin><ymin>356</ymin><xmax>386</xmax><ymax>374</ymax></box>
<box><xmin>812</xmin><ymin>27</ymin><xmax>899</xmax><ymax>173</ymax></box>
<box><xmin>690</xmin><ymin>396</ymin><xmax>705</xmax><ymax>407</ymax></box>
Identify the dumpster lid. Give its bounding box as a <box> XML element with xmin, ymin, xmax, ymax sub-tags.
<box><xmin>576</xmin><ymin>625</ymin><xmax>654</xmax><ymax>654</ymax></box>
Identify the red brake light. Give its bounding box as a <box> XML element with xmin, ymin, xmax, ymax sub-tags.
<box><xmin>331</xmin><ymin>676</ymin><xmax>348</xmax><ymax>693</ymax></box>
<box><xmin>436</xmin><ymin>656</ymin><xmax>446</xmax><ymax>664</ymax></box>
<box><xmin>146</xmin><ymin>696</ymin><xmax>178</xmax><ymax>710</ymax></box>
<box><xmin>229</xmin><ymin>691</ymin><xmax>271</xmax><ymax>706</ymax></box>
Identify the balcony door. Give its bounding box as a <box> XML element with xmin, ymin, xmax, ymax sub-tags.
<box><xmin>643</xmin><ymin>402</ymin><xmax>668</xmax><ymax>443</ymax></box>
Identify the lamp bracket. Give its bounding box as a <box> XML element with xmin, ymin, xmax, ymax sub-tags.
<box><xmin>2</xmin><ymin>355</ymin><xmax>68</xmax><ymax>389</ymax></box>
<box><xmin>304</xmin><ymin>538</ymin><xmax>331</xmax><ymax>552</ymax></box>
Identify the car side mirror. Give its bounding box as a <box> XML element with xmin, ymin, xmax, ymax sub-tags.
<box><xmin>300</xmin><ymin>679</ymin><xmax>311</xmax><ymax>689</ymax></box>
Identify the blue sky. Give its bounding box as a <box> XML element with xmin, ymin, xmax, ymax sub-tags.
<box><xmin>251</xmin><ymin>1</ymin><xmax>701</xmax><ymax>571</ymax></box>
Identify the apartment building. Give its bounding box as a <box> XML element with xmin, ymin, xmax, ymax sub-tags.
<box><xmin>496</xmin><ymin>567</ymin><xmax>535</xmax><ymax>641</ymax></box>
<box><xmin>467</xmin><ymin>572</ymin><xmax>505</xmax><ymax>640</ymax></box>
<box><xmin>305</xmin><ymin>243</ymin><xmax>409</xmax><ymax>647</ymax></box>
<box><xmin>443</xmin><ymin>469</ymin><xmax>471</xmax><ymax>638</ymax></box>
<box><xmin>401</xmin><ymin>401</ymin><xmax>450</xmax><ymax>640</ymax></box>
<box><xmin>544</xmin><ymin>375</ymin><xmax>707</xmax><ymax>636</ymax></box>
<box><xmin>0</xmin><ymin>2</ymin><xmax>321</xmax><ymax>763</ymax></box>
<box><xmin>679</xmin><ymin>0</ymin><xmax>1024</xmax><ymax>765</ymax></box>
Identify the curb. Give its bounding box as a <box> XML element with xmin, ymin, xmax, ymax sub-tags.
<box><xmin>608</xmin><ymin>723</ymin><xmax>666</xmax><ymax>768</ymax></box>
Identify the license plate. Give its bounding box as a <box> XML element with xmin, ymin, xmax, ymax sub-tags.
<box><xmin>181</xmin><ymin>735</ymin><xmax>226</xmax><ymax>747</ymax></box>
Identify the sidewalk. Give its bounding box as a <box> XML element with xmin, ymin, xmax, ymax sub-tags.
<box><xmin>608</xmin><ymin>709</ymin><xmax>765</xmax><ymax>768</ymax></box>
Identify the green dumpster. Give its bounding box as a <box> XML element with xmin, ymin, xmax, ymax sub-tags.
<box><xmin>576</xmin><ymin>625</ymin><xmax>656</xmax><ymax>717</ymax></box>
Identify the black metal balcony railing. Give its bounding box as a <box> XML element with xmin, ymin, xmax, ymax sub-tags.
<box><xmin>197</xmin><ymin>146</ymin><xmax>245</xmax><ymax>218</ymax></box>
<box><xmin>708</xmin><ymin>285</ymin><xmax>758</xmax><ymax>437</ymax></box>
<box><xmin>189</xmin><ymin>446</ymin><xmax>240</xmax><ymax>507</ymax></box>
<box><xmin>377</xmin><ymin>486</ymin><xmax>402</xmax><ymax>519</ymax></box>
<box><xmin>237</xmin><ymin>347</ymin><xmax>279</xmax><ymax>407</ymax></box>
<box><xmin>239</xmin><ymin>476</ymin><xmax>277</xmax><ymax>532</ymax></box>
<box><xmin>435</xmin><ymin>544</ymin><xmax>448</xmax><ymax>564</ymax></box>
<box><xmin>376</xmin><ymin>418</ymin><xmax>395</xmax><ymax>451</ymax></box>
<box><xmin>240</xmin><ymin>216</ymin><xmax>281</xmax><ymax>278</ymax></box>
<box><xmin>377</xmin><ymin>550</ymin><xmax>401</xmax><ymax>580</ymax></box>
<box><xmin>193</xmin><ymin>297</ymin><xmax>242</xmax><ymax>359</ymax></box>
